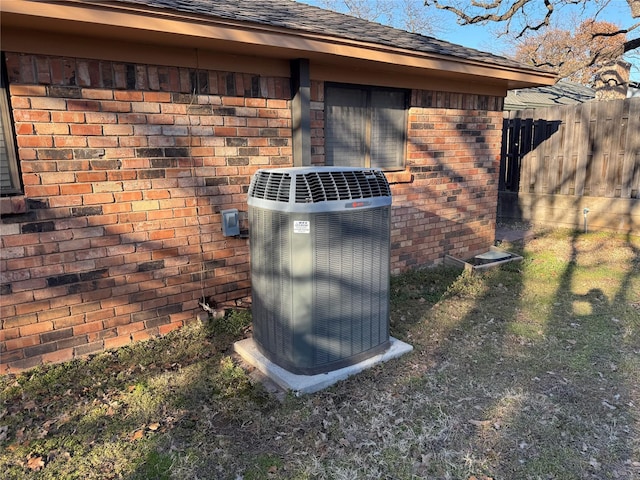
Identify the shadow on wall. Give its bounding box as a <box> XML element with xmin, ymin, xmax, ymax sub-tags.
<box><xmin>0</xmin><ymin>140</ymin><xmax>250</xmax><ymax>371</ymax></box>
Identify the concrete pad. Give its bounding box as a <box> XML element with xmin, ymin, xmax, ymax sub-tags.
<box><xmin>234</xmin><ymin>337</ymin><xmax>413</xmax><ymax>395</ymax></box>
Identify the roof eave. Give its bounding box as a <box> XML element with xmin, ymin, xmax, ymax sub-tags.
<box><xmin>0</xmin><ymin>0</ymin><xmax>557</xmax><ymax>89</ymax></box>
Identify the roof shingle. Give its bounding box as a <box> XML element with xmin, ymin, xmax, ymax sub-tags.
<box><xmin>504</xmin><ymin>81</ymin><xmax>595</xmax><ymax>110</ymax></box>
<box><xmin>105</xmin><ymin>0</ymin><xmax>540</xmax><ymax>72</ymax></box>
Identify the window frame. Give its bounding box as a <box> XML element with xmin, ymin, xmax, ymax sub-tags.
<box><xmin>1</xmin><ymin>52</ymin><xmax>22</xmax><ymax>196</ymax></box>
<box><xmin>324</xmin><ymin>82</ymin><xmax>408</xmax><ymax>171</ymax></box>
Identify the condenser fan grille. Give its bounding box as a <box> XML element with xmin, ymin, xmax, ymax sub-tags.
<box><xmin>295</xmin><ymin>170</ymin><xmax>391</xmax><ymax>203</ymax></box>
<box><xmin>248</xmin><ymin>171</ymin><xmax>292</xmax><ymax>202</ymax></box>
<box><xmin>248</xmin><ymin>169</ymin><xmax>391</xmax><ymax>203</ymax></box>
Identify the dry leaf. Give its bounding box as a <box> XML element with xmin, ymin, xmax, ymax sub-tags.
<box><xmin>148</xmin><ymin>423</ymin><xmax>160</xmax><ymax>431</ymax></box>
<box><xmin>27</xmin><ymin>455</ymin><xmax>45</xmax><ymax>471</ymax></box>
<box><xmin>130</xmin><ymin>430</ymin><xmax>144</xmax><ymax>441</ymax></box>
<box><xmin>56</xmin><ymin>413</ymin><xmax>71</xmax><ymax>427</ymax></box>
<box><xmin>469</xmin><ymin>419</ymin><xmax>491</xmax><ymax>427</ymax></box>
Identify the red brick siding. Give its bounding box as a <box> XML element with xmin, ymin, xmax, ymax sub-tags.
<box><xmin>1</xmin><ymin>53</ymin><xmax>292</xmax><ymax>373</ymax></box>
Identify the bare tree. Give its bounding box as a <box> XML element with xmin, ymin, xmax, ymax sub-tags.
<box><xmin>316</xmin><ymin>0</ymin><xmax>392</xmax><ymax>23</ymax></box>
<box><xmin>511</xmin><ymin>19</ymin><xmax>627</xmax><ymax>85</ymax></box>
<box><xmin>315</xmin><ymin>0</ymin><xmax>439</xmax><ymax>34</ymax></box>
<box><xmin>424</xmin><ymin>0</ymin><xmax>640</xmax><ymax>58</ymax></box>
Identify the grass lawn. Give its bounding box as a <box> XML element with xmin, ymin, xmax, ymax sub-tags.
<box><xmin>1</xmin><ymin>228</ymin><xmax>639</xmax><ymax>479</ymax></box>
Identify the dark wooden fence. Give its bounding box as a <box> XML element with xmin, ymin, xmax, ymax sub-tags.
<box><xmin>498</xmin><ymin>97</ymin><xmax>640</xmax><ymax>233</ymax></box>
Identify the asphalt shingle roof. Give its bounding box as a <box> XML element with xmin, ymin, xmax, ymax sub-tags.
<box><xmin>108</xmin><ymin>0</ymin><xmax>537</xmax><ymax>72</ymax></box>
<box><xmin>504</xmin><ymin>81</ymin><xmax>595</xmax><ymax>110</ymax></box>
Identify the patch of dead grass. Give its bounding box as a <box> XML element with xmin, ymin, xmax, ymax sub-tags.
<box><xmin>1</xmin><ymin>229</ymin><xmax>639</xmax><ymax>479</ymax></box>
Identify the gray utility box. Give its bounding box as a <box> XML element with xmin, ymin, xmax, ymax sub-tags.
<box><xmin>247</xmin><ymin>167</ymin><xmax>392</xmax><ymax>375</ymax></box>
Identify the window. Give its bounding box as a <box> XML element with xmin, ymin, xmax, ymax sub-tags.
<box><xmin>1</xmin><ymin>53</ymin><xmax>21</xmax><ymax>195</ymax></box>
<box><xmin>325</xmin><ymin>83</ymin><xmax>407</xmax><ymax>170</ymax></box>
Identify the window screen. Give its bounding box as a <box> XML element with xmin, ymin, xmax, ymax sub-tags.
<box><xmin>325</xmin><ymin>84</ymin><xmax>407</xmax><ymax>170</ymax></box>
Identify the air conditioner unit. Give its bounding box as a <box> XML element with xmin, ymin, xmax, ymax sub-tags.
<box><xmin>247</xmin><ymin>167</ymin><xmax>392</xmax><ymax>375</ymax></box>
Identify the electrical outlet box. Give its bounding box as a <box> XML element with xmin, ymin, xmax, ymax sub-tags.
<box><xmin>221</xmin><ymin>209</ymin><xmax>240</xmax><ymax>236</ymax></box>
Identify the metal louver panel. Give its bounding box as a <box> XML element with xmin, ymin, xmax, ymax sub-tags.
<box><xmin>311</xmin><ymin>209</ymin><xmax>390</xmax><ymax>367</ymax></box>
<box><xmin>250</xmin><ymin>208</ymin><xmax>292</xmax><ymax>359</ymax></box>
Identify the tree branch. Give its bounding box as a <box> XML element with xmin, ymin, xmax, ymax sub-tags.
<box><xmin>588</xmin><ymin>21</ymin><xmax>640</xmax><ymax>53</ymax></box>
<box><xmin>425</xmin><ymin>0</ymin><xmax>640</xmax><ymax>52</ymax></box>
<box><xmin>515</xmin><ymin>0</ymin><xmax>553</xmax><ymax>37</ymax></box>
<box><xmin>425</xmin><ymin>0</ymin><xmax>532</xmax><ymax>25</ymax></box>
<box><xmin>626</xmin><ymin>36</ymin><xmax>640</xmax><ymax>53</ymax></box>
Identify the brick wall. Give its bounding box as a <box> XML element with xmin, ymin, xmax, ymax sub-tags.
<box><xmin>1</xmin><ymin>53</ymin><xmax>503</xmax><ymax>373</ymax></box>
<box><xmin>395</xmin><ymin>92</ymin><xmax>504</xmax><ymax>271</ymax></box>
<box><xmin>0</xmin><ymin>53</ymin><xmax>292</xmax><ymax>373</ymax></box>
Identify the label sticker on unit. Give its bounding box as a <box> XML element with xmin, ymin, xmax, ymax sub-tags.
<box><xmin>293</xmin><ymin>220</ymin><xmax>310</xmax><ymax>234</ymax></box>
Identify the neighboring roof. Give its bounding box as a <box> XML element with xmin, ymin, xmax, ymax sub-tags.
<box><xmin>0</xmin><ymin>0</ymin><xmax>557</xmax><ymax>92</ymax></box>
<box><xmin>109</xmin><ymin>0</ymin><xmax>530</xmax><ymax>72</ymax></box>
<box><xmin>504</xmin><ymin>81</ymin><xmax>595</xmax><ymax>110</ymax></box>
